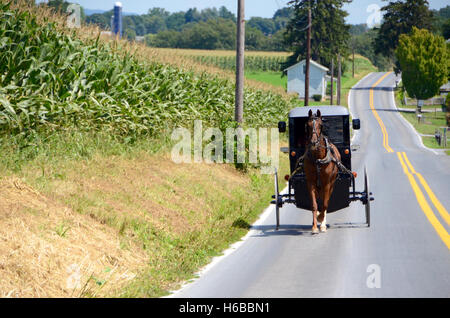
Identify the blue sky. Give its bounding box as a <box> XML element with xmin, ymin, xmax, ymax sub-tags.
<box><xmin>37</xmin><ymin>0</ymin><xmax>449</xmax><ymax>24</ymax></box>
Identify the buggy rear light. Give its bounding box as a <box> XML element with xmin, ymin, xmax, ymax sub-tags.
<box><xmin>345</xmin><ymin>149</ymin><xmax>350</xmax><ymax>155</ymax></box>
<box><xmin>352</xmin><ymin>172</ymin><xmax>358</xmax><ymax>178</ymax></box>
<box><xmin>285</xmin><ymin>175</ymin><xmax>290</xmax><ymax>181</ymax></box>
<box><xmin>291</xmin><ymin>151</ymin><xmax>296</xmax><ymax>157</ymax></box>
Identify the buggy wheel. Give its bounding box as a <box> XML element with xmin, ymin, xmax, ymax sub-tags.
<box><xmin>364</xmin><ymin>166</ymin><xmax>371</xmax><ymax>227</ymax></box>
<box><xmin>274</xmin><ymin>169</ymin><xmax>280</xmax><ymax>230</ymax></box>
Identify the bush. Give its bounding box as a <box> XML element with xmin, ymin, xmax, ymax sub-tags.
<box><xmin>313</xmin><ymin>94</ymin><xmax>322</xmax><ymax>102</ymax></box>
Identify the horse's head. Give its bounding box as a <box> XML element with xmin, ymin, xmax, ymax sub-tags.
<box><xmin>306</xmin><ymin>109</ymin><xmax>323</xmax><ymax>149</ymax></box>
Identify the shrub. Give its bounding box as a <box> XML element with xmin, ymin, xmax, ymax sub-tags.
<box><xmin>313</xmin><ymin>94</ymin><xmax>322</xmax><ymax>102</ymax></box>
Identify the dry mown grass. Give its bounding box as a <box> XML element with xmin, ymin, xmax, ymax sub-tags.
<box><xmin>24</xmin><ymin>152</ymin><xmax>249</xmax><ymax>238</ymax></box>
<box><xmin>0</xmin><ymin>177</ymin><xmax>146</xmax><ymax>298</ymax></box>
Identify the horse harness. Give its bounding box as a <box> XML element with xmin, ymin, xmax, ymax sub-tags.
<box><xmin>289</xmin><ymin>128</ymin><xmax>353</xmax><ymax>186</ymax></box>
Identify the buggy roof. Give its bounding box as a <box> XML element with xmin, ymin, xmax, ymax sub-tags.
<box><xmin>289</xmin><ymin>106</ymin><xmax>349</xmax><ymax>118</ymax></box>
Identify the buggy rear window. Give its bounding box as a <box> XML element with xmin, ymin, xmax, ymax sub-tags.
<box><xmin>292</xmin><ymin>116</ymin><xmax>347</xmax><ymax>148</ymax></box>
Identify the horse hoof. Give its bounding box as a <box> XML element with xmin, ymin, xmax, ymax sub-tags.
<box><xmin>312</xmin><ymin>227</ymin><xmax>319</xmax><ymax>234</ymax></box>
<box><xmin>320</xmin><ymin>225</ymin><xmax>327</xmax><ymax>233</ymax></box>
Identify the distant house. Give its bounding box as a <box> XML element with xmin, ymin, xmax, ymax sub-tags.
<box><xmin>285</xmin><ymin>59</ymin><xmax>329</xmax><ymax>100</ymax></box>
<box><xmin>135</xmin><ymin>36</ymin><xmax>145</xmax><ymax>43</ymax></box>
<box><xmin>440</xmin><ymin>81</ymin><xmax>450</xmax><ymax>96</ymax></box>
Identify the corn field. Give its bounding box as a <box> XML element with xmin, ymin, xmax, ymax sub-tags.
<box><xmin>0</xmin><ymin>3</ymin><xmax>292</xmax><ymax>138</ymax></box>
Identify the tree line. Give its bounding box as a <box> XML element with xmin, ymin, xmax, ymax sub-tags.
<box><xmin>84</xmin><ymin>6</ymin><xmax>293</xmax><ymax>51</ymax></box>
<box><xmin>284</xmin><ymin>0</ymin><xmax>449</xmax><ymax>77</ymax></box>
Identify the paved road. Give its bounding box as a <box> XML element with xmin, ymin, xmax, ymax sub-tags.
<box><xmin>171</xmin><ymin>72</ymin><xmax>450</xmax><ymax>298</ymax></box>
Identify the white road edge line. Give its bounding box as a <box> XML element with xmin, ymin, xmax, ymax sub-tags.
<box><xmin>166</xmin><ymin>185</ymin><xmax>289</xmax><ymax>297</ymax></box>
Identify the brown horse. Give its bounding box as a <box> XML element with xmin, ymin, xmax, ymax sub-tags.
<box><xmin>304</xmin><ymin>109</ymin><xmax>341</xmax><ymax>234</ymax></box>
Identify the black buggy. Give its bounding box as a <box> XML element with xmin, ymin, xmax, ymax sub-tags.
<box><xmin>271</xmin><ymin>106</ymin><xmax>373</xmax><ymax>230</ymax></box>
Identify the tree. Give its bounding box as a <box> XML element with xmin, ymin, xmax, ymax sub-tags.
<box><xmin>283</xmin><ymin>0</ymin><xmax>352</xmax><ymax>72</ymax></box>
<box><xmin>185</xmin><ymin>8</ymin><xmax>201</xmax><ymax>23</ymax></box>
<box><xmin>443</xmin><ymin>19</ymin><xmax>450</xmax><ymax>39</ymax></box>
<box><xmin>219</xmin><ymin>6</ymin><xmax>236</xmax><ymax>22</ymax></box>
<box><xmin>350</xmin><ymin>24</ymin><xmax>368</xmax><ymax>36</ymax></box>
<box><xmin>352</xmin><ymin>28</ymin><xmax>392</xmax><ymax>71</ymax></box>
<box><xmin>246</xmin><ymin>27</ymin><xmax>269</xmax><ymax>50</ymax></box>
<box><xmin>431</xmin><ymin>5</ymin><xmax>450</xmax><ymax>36</ymax></box>
<box><xmin>200</xmin><ymin>8</ymin><xmax>219</xmax><ymax>21</ymax></box>
<box><xmin>144</xmin><ymin>15</ymin><xmax>167</xmax><ymax>34</ymax></box>
<box><xmin>123</xmin><ymin>28</ymin><xmax>136</xmax><ymax>41</ymax></box>
<box><xmin>395</xmin><ymin>27</ymin><xmax>449</xmax><ymax>100</ymax></box>
<box><xmin>247</xmin><ymin>17</ymin><xmax>276</xmax><ymax>36</ymax></box>
<box><xmin>374</xmin><ymin>0</ymin><xmax>434</xmax><ymax>59</ymax></box>
<box><xmin>86</xmin><ymin>11</ymin><xmax>113</xmax><ymax>30</ymax></box>
<box><xmin>147</xmin><ymin>8</ymin><xmax>170</xmax><ymax>18</ymax></box>
<box><xmin>273</xmin><ymin>7</ymin><xmax>294</xmax><ymax>20</ymax></box>
<box><xmin>273</xmin><ymin>7</ymin><xmax>294</xmax><ymax>32</ymax></box>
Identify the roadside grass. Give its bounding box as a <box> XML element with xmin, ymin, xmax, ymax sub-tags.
<box><xmin>394</xmin><ymin>82</ymin><xmax>450</xmax><ymax>153</ymax></box>
<box><xmin>0</xmin><ymin>130</ymin><xmax>290</xmax><ymax>297</ymax></box>
<box><xmin>400</xmin><ymin>112</ymin><xmax>448</xmax><ymax>135</ymax></box>
<box><xmin>0</xmin><ymin>171</ymin><xmax>148</xmax><ymax>298</ymax></box>
<box><xmin>399</xmin><ymin>112</ymin><xmax>449</xmax><ymax>153</ymax></box>
<box><xmin>245</xmin><ymin>71</ymin><xmax>287</xmax><ymax>89</ymax></box>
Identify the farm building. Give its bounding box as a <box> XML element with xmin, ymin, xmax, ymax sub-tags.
<box><xmin>286</xmin><ymin>59</ymin><xmax>330</xmax><ymax>100</ymax></box>
<box><xmin>440</xmin><ymin>81</ymin><xmax>450</xmax><ymax>96</ymax></box>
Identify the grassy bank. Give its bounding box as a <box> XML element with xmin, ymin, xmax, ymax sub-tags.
<box><xmin>0</xmin><ymin>130</ymin><xmax>289</xmax><ymax>297</ymax></box>
<box><xmin>399</xmin><ymin>111</ymin><xmax>449</xmax><ymax>152</ymax></box>
<box><xmin>394</xmin><ymin>86</ymin><xmax>449</xmax><ymax>154</ymax></box>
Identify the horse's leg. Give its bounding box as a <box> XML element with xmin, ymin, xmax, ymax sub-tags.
<box><xmin>320</xmin><ymin>166</ymin><xmax>337</xmax><ymax>232</ymax></box>
<box><xmin>319</xmin><ymin>191</ymin><xmax>329</xmax><ymax>233</ymax></box>
<box><xmin>308</xmin><ymin>184</ymin><xmax>319</xmax><ymax>234</ymax></box>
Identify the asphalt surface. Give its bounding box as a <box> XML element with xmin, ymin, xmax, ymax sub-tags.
<box><xmin>170</xmin><ymin>72</ymin><xmax>450</xmax><ymax>298</ymax></box>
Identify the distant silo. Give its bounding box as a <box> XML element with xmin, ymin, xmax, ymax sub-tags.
<box><xmin>112</xmin><ymin>2</ymin><xmax>122</xmax><ymax>38</ymax></box>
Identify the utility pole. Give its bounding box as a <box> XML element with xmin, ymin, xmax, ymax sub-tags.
<box><xmin>304</xmin><ymin>0</ymin><xmax>311</xmax><ymax>107</ymax></box>
<box><xmin>330</xmin><ymin>58</ymin><xmax>334</xmax><ymax>105</ymax></box>
<box><xmin>337</xmin><ymin>53</ymin><xmax>341</xmax><ymax>105</ymax></box>
<box><xmin>352</xmin><ymin>46</ymin><xmax>355</xmax><ymax>78</ymax></box>
<box><xmin>235</xmin><ymin>0</ymin><xmax>245</xmax><ymax>124</ymax></box>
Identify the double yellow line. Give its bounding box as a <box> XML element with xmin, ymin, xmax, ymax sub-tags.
<box><xmin>368</xmin><ymin>72</ymin><xmax>449</xmax><ymax>249</ymax></box>
<box><xmin>370</xmin><ymin>72</ymin><xmax>394</xmax><ymax>153</ymax></box>
<box><xmin>397</xmin><ymin>152</ymin><xmax>450</xmax><ymax>249</ymax></box>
